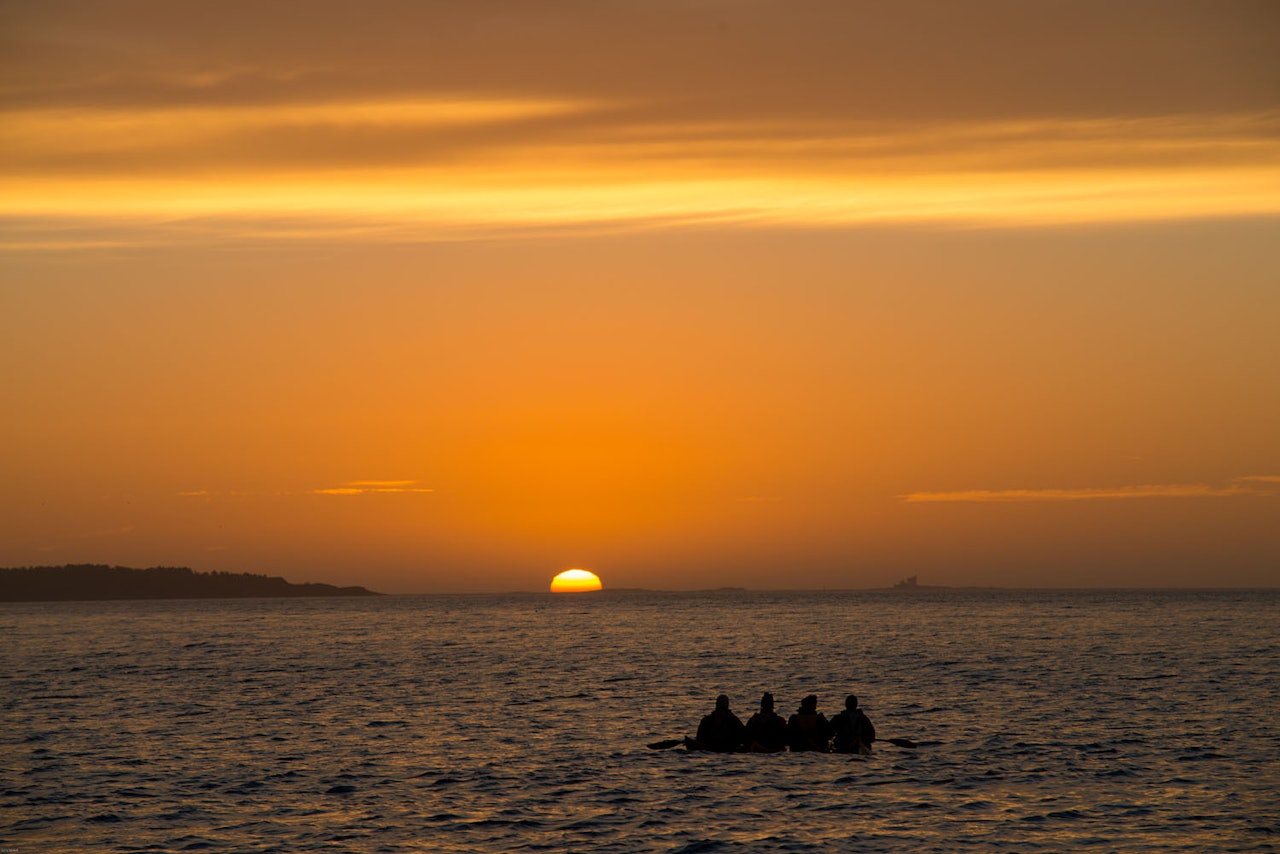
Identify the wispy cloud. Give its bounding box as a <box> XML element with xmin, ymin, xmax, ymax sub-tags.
<box><xmin>0</xmin><ymin>96</ymin><xmax>596</xmax><ymax>163</ymax></box>
<box><xmin>901</xmin><ymin>476</ymin><xmax>1280</xmax><ymax>504</ymax></box>
<box><xmin>177</xmin><ymin>480</ymin><xmax>434</xmax><ymax>498</ymax></box>
<box><xmin>312</xmin><ymin>480</ymin><xmax>434</xmax><ymax>496</ymax></box>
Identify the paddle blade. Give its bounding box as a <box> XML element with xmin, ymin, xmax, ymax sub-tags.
<box><xmin>647</xmin><ymin>738</ymin><xmax>683</xmax><ymax>750</ymax></box>
<box><xmin>886</xmin><ymin>738</ymin><xmax>918</xmax><ymax>749</ymax></box>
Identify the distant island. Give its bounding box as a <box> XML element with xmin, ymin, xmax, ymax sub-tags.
<box><xmin>882</xmin><ymin>575</ymin><xmax>998</xmax><ymax>591</ymax></box>
<box><xmin>0</xmin><ymin>565</ymin><xmax>381</xmax><ymax>602</ymax></box>
<box><xmin>892</xmin><ymin>574</ymin><xmax>951</xmax><ymax>590</ymax></box>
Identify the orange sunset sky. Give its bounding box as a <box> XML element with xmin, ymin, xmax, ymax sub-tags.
<box><xmin>2</xmin><ymin>1</ymin><xmax>1278</xmax><ymax>592</ymax></box>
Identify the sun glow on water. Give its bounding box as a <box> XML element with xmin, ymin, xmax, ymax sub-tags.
<box><xmin>550</xmin><ymin>569</ymin><xmax>603</xmax><ymax>593</ymax></box>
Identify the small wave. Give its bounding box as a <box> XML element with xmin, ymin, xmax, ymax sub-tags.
<box><xmin>671</xmin><ymin>841</ymin><xmax>730</xmax><ymax>853</ymax></box>
<box><xmin>959</xmin><ymin>799</ymin><xmax>995</xmax><ymax>810</ymax></box>
<box><xmin>117</xmin><ymin>786</ymin><xmax>156</xmax><ymax>798</ymax></box>
<box><xmin>1120</xmin><ymin>806</ymin><xmax>1154</xmax><ymax>816</ymax></box>
<box><xmin>9</xmin><ymin>815</ymin><xmax>68</xmax><ymax>832</ymax></box>
<box><xmin>428</xmin><ymin>775</ymin><xmax>464</xmax><ymax>787</ymax></box>
<box><xmin>467</xmin><ymin>817</ymin><xmax>545</xmax><ymax>828</ymax></box>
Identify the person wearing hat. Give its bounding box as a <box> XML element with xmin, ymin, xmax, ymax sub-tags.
<box><xmin>830</xmin><ymin>694</ymin><xmax>876</xmax><ymax>754</ymax></box>
<box><xmin>691</xmin><ymin>693</ymin><xmax>747</xmax><ymax>752</ymax></box>
<box><xmin>786</xmin><ymin>694</ymin><xmax>832</xmax><ymax>752</ymax></box>
<box><xmin>743</xmin><ymin>692</ymin><xmax>788</xmax><ymax>752</ymax></box>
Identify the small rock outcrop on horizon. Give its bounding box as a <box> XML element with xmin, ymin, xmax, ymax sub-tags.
<box><xmin>0</xmin><ymin>565</ymin><xmax>380</xmax><ymax>602</ymax></box>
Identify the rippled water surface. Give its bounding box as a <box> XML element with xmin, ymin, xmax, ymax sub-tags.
<box><xmin>3</xmin><ymin>590</ymin><xmax>1278</xmax><ymax>852</ymax></box>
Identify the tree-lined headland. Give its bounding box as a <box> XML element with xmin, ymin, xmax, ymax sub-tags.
<box><xmin>0</xmin><ymin>565</ymin><xmax>380</xmax><ymax>601</ymax></box>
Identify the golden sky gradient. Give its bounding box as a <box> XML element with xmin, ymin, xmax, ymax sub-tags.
<box><xmin>2</xmin><ymin>1</ymin><xmax>1278</xmax><ymax>590</ymax></box>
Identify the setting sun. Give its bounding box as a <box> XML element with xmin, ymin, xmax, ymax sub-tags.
<box><xmin>550</xmin><ymin>569</ymin><xmax>603</xmax><ymax>593</ymax></box>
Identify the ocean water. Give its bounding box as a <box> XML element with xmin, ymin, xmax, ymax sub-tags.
<box><xmin>2</xmin><ymin>589</ymin><xmax>1277</xmax><ymax>853</ymax></box>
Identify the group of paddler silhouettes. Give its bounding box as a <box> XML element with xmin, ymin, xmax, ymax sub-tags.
<box><xmin>679</xmin><ymin>692</ymin><xmax>878</xmax><ymax>754</ymax></box>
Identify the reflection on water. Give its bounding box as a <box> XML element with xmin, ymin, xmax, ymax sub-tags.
<box><xmin>3</xmin><ymin>590</ymin><xmax>1277</xmax><ymax>852</ymax></box>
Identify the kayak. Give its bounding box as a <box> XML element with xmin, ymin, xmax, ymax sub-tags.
<box><xmin>646</xmin><ymin>736</ymin><xmax>917</xmax><ymax>751</ymax></box>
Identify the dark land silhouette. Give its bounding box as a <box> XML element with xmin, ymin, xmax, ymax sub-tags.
<box><xmin>0</xmin><ymin>565</ymin><xmax>380</xmax><ymax>602</ymax></box>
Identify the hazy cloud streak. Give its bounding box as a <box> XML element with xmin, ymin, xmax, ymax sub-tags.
<box><xmin>177</xmin><ymin>481</ymin><xmax>434</xmax><ymax>498</ymax></box>
<box><xmin>3</xmin><ymin>98</ymin><xmax>1278</xmax><ymax>245</ymax></box>
<box><xmin>313</xmin><ymin>480</ymin><xmax>435</xmax><ymax>496</ymax></box>
<box><xmin>901</xmin><ymin>478</ymin><xmax>1280</xmax><ymax>503</ymax></box>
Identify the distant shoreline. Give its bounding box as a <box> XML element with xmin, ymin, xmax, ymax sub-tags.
<box><xmin>2</xmin><ymin>568</ymin><xmax>1273</xmax><ymax>601</ymax></box>
<box><xmin>404</xmin><ymin>586</ymin><xmax>1278</xmax><ymax>596</ymax></box>
<box><xmin>0</xmin><ymin>565</ymin><xmax>380</xmax><ymax>602</ymax></box>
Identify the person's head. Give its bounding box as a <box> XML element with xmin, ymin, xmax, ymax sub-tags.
<box><xmin>715</xmin><ymin>694</ymin><xmax>730</xmax><ymax>712</ymax></box>
<box><xmin>845</xmin><ymin>694</ymin><xmax>859</xmax><ymax>711</ymax></box>
<box><xmin>760</xmin><ymin>692</ymin><xmax>774</xmax><ymax>713</ymax></box>
<box><xmin>799</xmin><ymin>694</ymin><xmax>818</xmax><ymax>713</ymax></box>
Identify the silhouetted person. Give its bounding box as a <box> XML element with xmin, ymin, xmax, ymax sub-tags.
<box><xmin>743</xmin><ymin>692</ymin><xmax>788</xmax><ymax>752</ymax></box>
<box><xmin>830</xmin><ymin>694</ymin><xmax>876</xmax><ymax>754</ymax></box>
<box><xmin>787</xmin><ymin>694</ymin><xmax>831</xmax><ymax>752</ymax></box>
<box><xmin>691</xmin><ymin>694</ymin><xmax>746</xmax><ymax>752</ymax></box>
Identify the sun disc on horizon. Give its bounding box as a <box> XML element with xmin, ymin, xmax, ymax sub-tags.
<box><xmin>550</xmin><ymin>568</ymin><xmax>603</xmax><ymax>593</ymax></box>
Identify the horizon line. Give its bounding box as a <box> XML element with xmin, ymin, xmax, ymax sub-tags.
<box><xmin>389</xmin><ymin>585</ymin><xmax>1279</xmax><ymax>596</ymax></box>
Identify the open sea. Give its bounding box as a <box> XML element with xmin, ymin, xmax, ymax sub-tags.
<box><xmin>3</xmin><ymin>589</ymin><xmax>1277</xmax><ymax>852</ymax></box>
